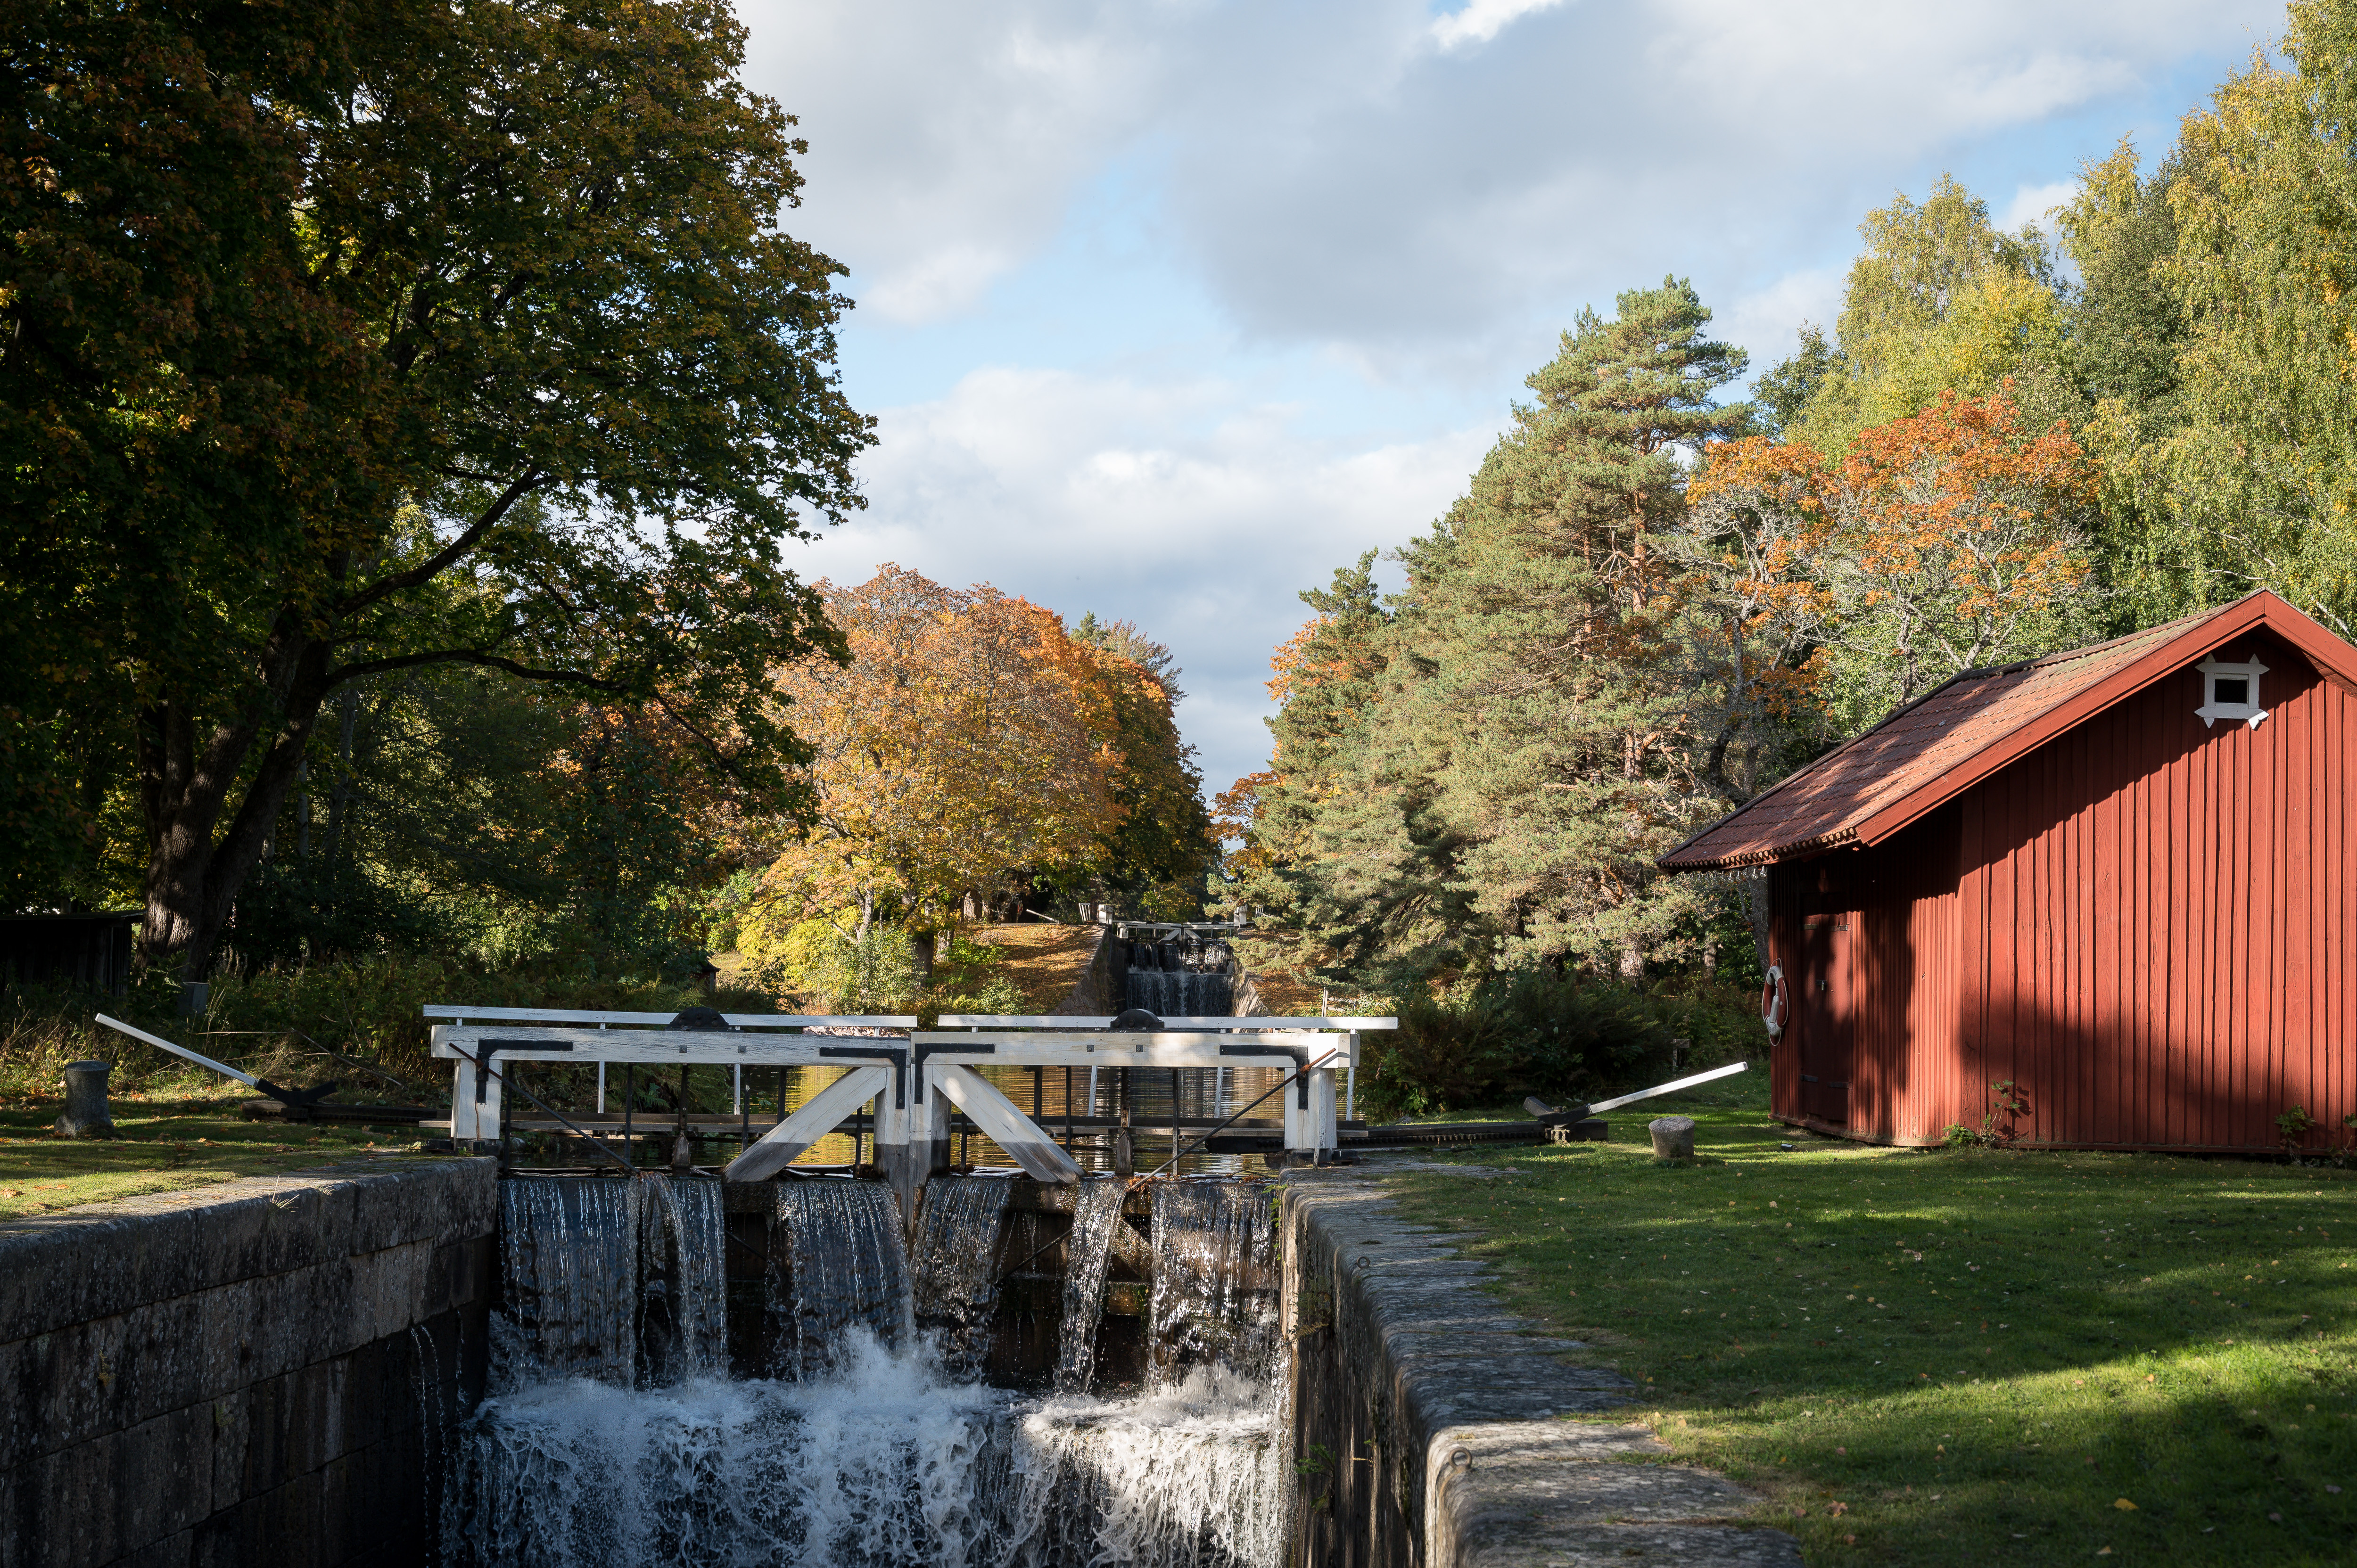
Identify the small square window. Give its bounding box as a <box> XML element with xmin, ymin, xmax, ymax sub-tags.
<box><xmin>2196</xmin><ymin>653</ymin><xmax>2269</xmax><ymax>730</ymax></box>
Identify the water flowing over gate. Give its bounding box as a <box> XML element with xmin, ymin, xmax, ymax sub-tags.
<box><xmin>444</xmin><ymin>1170</ymin><xmax>1290</xmax><ymax>1568</ymax></box>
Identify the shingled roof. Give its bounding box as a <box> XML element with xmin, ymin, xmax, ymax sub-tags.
<box><xmin>1658</xmin><ymin>590</ymin><xmax>2357</xmax><ymax>871</ymax></box>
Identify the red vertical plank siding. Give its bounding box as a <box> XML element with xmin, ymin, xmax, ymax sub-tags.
<box><xmin>1788</xmin><ymin>635</ymin><xmax>2357</xmax><ymax>1152</ymax></box>
<box><xmin>2282</xmin><ymin>679</ymin><xmax>2300</xmax><ymax>1146</ymax></box>
<box><xmin>2091</xmin><ymin>709</ymin><xmax>2122</xmax><ymax>1143</ymax></box>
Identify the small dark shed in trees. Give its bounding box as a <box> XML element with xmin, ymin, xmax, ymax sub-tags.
<box><xmin>1661</xmin><ymin>591</ymin><xmax>2357</xmax><ymax>1153</ymax></box>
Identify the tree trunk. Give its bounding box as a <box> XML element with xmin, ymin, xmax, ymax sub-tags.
<box><xmin>321</xmin><ymin>682</ymin><xmax>361</xmax><ymax>877</ymax></box>
<box><xmin>137</xmin><ymin>621</ymin><xmax>334</xmax><ymax>979</ymax></box>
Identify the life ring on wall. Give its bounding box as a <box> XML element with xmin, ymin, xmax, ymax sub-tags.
<box><xmin>1761</xmin><ymin>965</ymin><xmax>1788</xmax><ymax>1039</ymax></box>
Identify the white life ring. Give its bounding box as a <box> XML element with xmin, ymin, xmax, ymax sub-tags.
<box><xmin>1761</xmin><ymin>965</ymin><xmax>1788</xmax><ymax>1039</ymax></box>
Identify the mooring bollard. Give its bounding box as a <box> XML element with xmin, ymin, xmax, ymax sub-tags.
<box><xmin>55</xmin><ymin>1060</ymin><xmax>116</xmax><ymax>1139</ymax></box>
<box><xmin>1648</xmin><ymin>1115</ymin><xmax>1696</xmax><ymax>1160</ymax></box>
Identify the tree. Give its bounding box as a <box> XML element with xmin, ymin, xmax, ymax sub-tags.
<box><xmin>753</xmin><ymin>567</ymin><xmax>1120</xmax><ymax>939</ymax></box>
<box><xmin>1215</xmin><ymin>555</ymin><xmax>1415</xmax><ymax>984</ymax></box>
<box><xmin>2157</xmin><ymin>0</ymin><xmax>2357</xmax><ymax>633</ymax></box>
<box><xmin>1</xmin><ymin>0</ymin><xmax>868</xmax><ymax>974</ymax></box>
<box><xmin>1234</xmin><ymin>281</ymin><xmax>1766</xmax><ymax>988</ymax></box>
<box><xmin>1070</xmin><ymin>617</ymin><xmax>1216</xmax><ymax>911</ymax></box>
<box><xmin>1689</xmin><ymin>388</ymin><xmax>2103</xmax><ymax>736</ymax></box>
<box><xmin>2053</xmin><ymin>138</ymin><xmax>2203</xmax><ymax>632</ymax></box>
<box><xmin>1772</xmin><ymin>175</ymin><xmax>2075</xmax><ymax>458</ymax></box>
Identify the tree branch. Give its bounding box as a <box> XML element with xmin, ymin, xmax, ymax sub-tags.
<box><xmin>337</xmin><ymin>468</ymin><xmax>544</xmax><ymax>617</ymax></box>
<box><xmin>325</xmin><ymin>648</ymin><xmax>630</xmax><ymax>692</ymax></box>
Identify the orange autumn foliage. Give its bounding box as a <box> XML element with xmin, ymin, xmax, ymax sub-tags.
<box><xmin>1687</xmin><ymin>386</ymin><xmax>2101</xmax><ymax>724</ymax></box>
<box><xmin>758</xmin><ymin>566</ymin><xmax>1121</xmax><ymax>935</ymax></box>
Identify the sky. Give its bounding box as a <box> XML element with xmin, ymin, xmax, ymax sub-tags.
<box><xmin>735</xmin><ymin>0</ymin><xmax>2285</xmax><ymax>801</ymax></box>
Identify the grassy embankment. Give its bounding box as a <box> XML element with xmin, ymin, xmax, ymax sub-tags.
<box><xmin>0</xmin><ymin>1093</ymin><xmax>428</xmax><ymax>1220</ymax></box>
<box><xmin>1380</xmin><ymin>1072</ymin><xmax>2357</xmax><ymax>1567</ymax></box>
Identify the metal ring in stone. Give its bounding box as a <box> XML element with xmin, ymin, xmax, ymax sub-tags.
<box><xmin>1451</xmin><ymin>1448</ymin><xmax>1471</xmax><ymax>1468</ymax></box>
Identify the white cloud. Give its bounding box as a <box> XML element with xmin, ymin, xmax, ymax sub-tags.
<box><xmin>739</xmin><ymin>0</ymin><xmax>1180</xmax><ymax>323</ymax></box>
<box><xmin>791</xmin><ymin>367</ymin><xmax>1494</xmax><ymax>791</ymax></box>
<box><xmin>1718</xmin><ymin>266</ymin><xmax>1849</xmax><ymax>370</ymax></box>
<box><xmin>1431</xmin><ymin>0</ymin><xmax>1572</xmax><ymax>52</ymax></box>
<box><xmin>2000</xmin><ymin>179</ymin><xmax>2081</xmax><ymax>234</ymax></box>
<box><xmin>744</xmin><ymin>0</ymin><xmax>2277</xmax><ymax>353</ymax></box>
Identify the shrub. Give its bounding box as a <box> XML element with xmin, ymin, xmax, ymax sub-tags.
<box><xmin>1352</xmin><ymin>968</ymin><xmax>1766</xmax><ymax>1122</ymax></box>
<box><xmin>0</xmin><ymin>952</ymin><xmax>770</xmax><ymax>1104</ymax></box>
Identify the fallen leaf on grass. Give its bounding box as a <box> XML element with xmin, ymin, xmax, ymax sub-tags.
<box><xmin>2113</xmin><ymin>1498</ymin><xmax>2136</xmax><ymax>1511</ymax></box>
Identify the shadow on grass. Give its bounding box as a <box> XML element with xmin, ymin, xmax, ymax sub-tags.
<box><xmin>1379</xmin><ymin>1075</ymin><xmax>2357</xmax><ymax>1566</ymax></box>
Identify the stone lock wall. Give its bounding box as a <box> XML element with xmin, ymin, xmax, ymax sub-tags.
<box><xmin>0</xmin><ymin>1159</ymin><xmax>496</xmax><ymax>1568</ymax></box>
<box><xmin>1283</xmin><ymin>1174</ymin><xmax>1804</xmax><ymax>1568</ymax></box>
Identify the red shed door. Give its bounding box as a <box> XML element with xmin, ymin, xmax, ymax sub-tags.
<box><xmin>1796</xmin><ymin>913</ymin><xmax>1853</xmax><ymax>1125</ymax></box>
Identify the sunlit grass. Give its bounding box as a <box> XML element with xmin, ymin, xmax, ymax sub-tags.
<box><xmin>0</xmin><ymin>1093</ymin><xmax>436</xmax><ymax>1218</ymax></box>
<box><xmin>1380</xmin><ymin>1074</ymin><xmax>2357</xmax><ymax>1566</ymax></box>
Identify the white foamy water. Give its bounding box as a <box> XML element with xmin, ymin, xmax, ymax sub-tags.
<box><xmin>455</xmin><ymin>1174</ymin><xmax>1286</xmax><ymax>1568</ymax></box>
<box><xmin>446</xmin><ymin>1337</ymin><xmax>1281</xmax><ymax>1568</ymax></box>
<box><xmin>1007</xmin><ymin>1365</ymin><xmax>1286</xmax><ymax>1568</ymax></box>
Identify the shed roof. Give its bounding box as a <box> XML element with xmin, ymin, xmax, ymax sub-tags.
<box><xmin>1659</xmin><ymin>591</ymin><xmax>2357</xmax><ymax>871</ymax></box>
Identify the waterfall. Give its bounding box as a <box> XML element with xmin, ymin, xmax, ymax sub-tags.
<box><xmin>494</xmin><ymin>1174</ymin><xmax>730</xmax><ymax>1390</ymax></box>
<box><xmin>457</xmin><ymin>1172</ymin><xmax>1287</xmax><ymax>1568</ymax></box>
<box><xmin>1007</xmin><ymin>1367</ymin><xmax>1286</xmax><ymax>1568</ymax></box>
<box><xmin>1122</xmin><ymin>969</ymin><xmax>1233</xmax><ymax>1018</ymax></box>
<box><xmin>910</xmin><ymin>1175</ymin><xmax>1015</xmax><ymax>1378</ymax></box>
<box><xmin>444</xmin><ymin>1333</ymin><xmax>1022</xmax><ymax>1568</ymax></box>
<box><xmin>640</xmin><ymin>1176</ymin><xmax>728</xmax><ymax>1384</ymax></box>
<box><xmin>1148</xmin><ymin>1183</ymin><xmax>1280</xmax><ymax>1388</ymax></box>
<box><xmin>769</xmin><ymin>1179</ymin><xmax>912</xmax><ymax>1378</ymax></box>
<box><xmin>497</xmin><ymin>1176</ymin><xmax>644</xmax><ymax>1388</ymax></box>
<box><xmin>1052</xmin><ymin>1177</ymin><xmax>1126</xmax><ymax>1394</ymax></box>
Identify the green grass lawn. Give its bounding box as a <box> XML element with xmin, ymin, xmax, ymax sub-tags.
<box><xmin>1379</xmin><ymin>1070</ymin><xmax>2357</xmax><ymax>1567</ymax></box>
<box><xmin>0</xmin><ymin>1091</ymin><xmax>435</xmax><ymax>1219</ymax></box>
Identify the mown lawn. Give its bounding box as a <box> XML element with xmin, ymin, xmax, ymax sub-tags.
<box><xmin>1380</xmin><ymin>1071</ymin><xmax>2357</xmax><ymax>1567</ymax></box>
<box><xmin>0</xmin><ymin>1092</ymin><xmax>433</xmax><ymax>1219</ymax></box>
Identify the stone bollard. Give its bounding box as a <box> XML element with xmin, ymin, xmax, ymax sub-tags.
<box><xmin>1648</xmin><ymin>1115</ymin><xmax>1696</xmax><ymax>1160</ymax></box>
<box><xmin>55</xmin><ymin>1060</ymin><xmax>117</xmax><ymax>1139</ymax></box>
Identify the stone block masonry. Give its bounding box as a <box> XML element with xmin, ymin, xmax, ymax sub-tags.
<box><xmin>0</xmin><ymin>1158</ymin><xmax>496</xmax><ymax>1568</ymax></box>
<box><xmin>1283</xmin><ymin>1170</ymin><xmax>1803</xmax><ymax>1567</ymax></box>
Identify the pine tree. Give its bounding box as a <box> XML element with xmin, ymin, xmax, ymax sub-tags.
<box><xmin>1236</xmin><ymin>280</ymin><xmax>1760</xmax><ymax>988</ymax></box>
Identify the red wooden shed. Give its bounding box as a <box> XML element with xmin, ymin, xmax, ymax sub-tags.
<box><xmin>1660</xmin><ymin>590</ymin><xmax>2357</xmax><ymax>1153</ymax></box>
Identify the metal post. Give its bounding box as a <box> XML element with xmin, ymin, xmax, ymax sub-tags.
<box><xmin>1170</xmin><ymin>1067</ymin><xmax>1181</xmax><ymax>1166</ymax></box>
<box><xmin>623</xmin><ymin>1064</ymin><xmax>636</xmax><ymax>1167</ymax></box>
<box><xmin>736</xmin><ymin>1064</ymin><xmax>748</xmax><ymax>1152</ymax></box>
<box><xmin>598</xmin><ymin>1062</ymin><xmax>607</xmax><ymax>1114</ymax></box>
<box><xmin>1063</xmin><ymin>1065</ymin><xmax>1074</xmax><ymax>1152</ymax></box>
<box><xmin>1345</xmin><ymin>1032</ymin><xmax>1357</xmax><ymax>1122</ymax></box>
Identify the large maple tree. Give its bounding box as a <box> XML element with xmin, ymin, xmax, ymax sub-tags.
<box><xmin>1</xmin><ymin>0</ymin><xmax>868</xmax><ymax>974</ymax></box>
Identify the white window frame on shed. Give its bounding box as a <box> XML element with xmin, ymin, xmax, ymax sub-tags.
<box><xmin>2196</xmin><ymin>653</ymin><xmax>2270</xmax><ymax>729</ymax></box>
